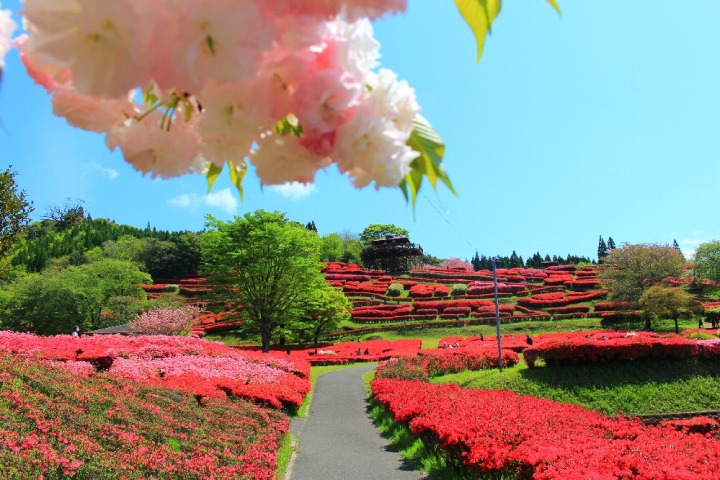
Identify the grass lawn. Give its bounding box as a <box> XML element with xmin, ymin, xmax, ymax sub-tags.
<box><xmin>433</xmin><ymin>356</ymin><xmax>720</xmax><ymax>416</ymax></box>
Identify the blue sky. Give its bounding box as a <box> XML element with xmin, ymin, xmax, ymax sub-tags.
<box><xmin>2</xmin><ymin>1</ymin><xmax>719</xmax><ymax>262</ymax></box>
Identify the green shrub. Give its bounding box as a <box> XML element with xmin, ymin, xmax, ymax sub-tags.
<box><xmin>386</xmin><ymin>283</ymin><xmax>405</xmax><ymax>297</ymax></box>
<box><xmin>450</xmin><ymin>283</ymin><xmax>468</xmax><ymax>296</ymax></box>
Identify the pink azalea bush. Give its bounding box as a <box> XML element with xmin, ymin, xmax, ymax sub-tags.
<box><xmin>131</xmin><ymin>305</ymin><xmax>201</xmax><ymax>335</ymax></box>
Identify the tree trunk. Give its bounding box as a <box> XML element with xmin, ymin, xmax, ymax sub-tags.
<box><xmin>674</xmin><ymin>316</ymin><xmax>679</xmax><ymax>334</ymax></box>
<box><xmin>644</xmin><ymin>314</ymin><xmax>652</xmax><ymax>331</ymax></box>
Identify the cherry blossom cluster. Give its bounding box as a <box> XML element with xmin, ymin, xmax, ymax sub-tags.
<box><xmin>0</xmin><ymin>2</ymin><xmax>13</xmax><ymax>68</ymax></box>
<box><xmin>15</xmin><ymin>0</ymin><xmax>420</xmax><ymax>189</ymax></box>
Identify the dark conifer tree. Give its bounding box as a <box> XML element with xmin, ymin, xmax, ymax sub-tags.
<box><xmin>607</xmin><ymin>236</ymin><xmax>617</xmax><ymax>250</ymax></box>
<box><xmin>598</xmin><ymin>235</ymin><xmax>608</xmax><ymax>261</ymax></box>
<box><xmin>471</xmin><ymin>251</ymin><xmax>481</xmax><ymax>271</ymax></box>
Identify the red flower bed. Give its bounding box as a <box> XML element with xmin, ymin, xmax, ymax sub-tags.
<box><xmin>279</xmin><ymin>339</ymin><xmax>423</xmax><ymax>365</ymax></box>
<box><xmin>443</xmin><ymin>306</ymin><xmax>472</xmax><ymax>316</ymax></box>
<box><xmin>546</xmin><ymin>305</ymin><xmax>590</xmax><ymax>315</ymax></box>
<box><xmin>517</xmin><ymin>290</ymin><xmax>607</xmax><ymax>308</ymax></box>
<box><xmin>352</xmin><ymin>305</ymin><xmax>413</xmax><ymax>318</ymax></box>
<box><xmin>371</xmin><ymin>378</ymin><xmax>720</xmax><ymax>479</ymax></box>
<box><xmin>325</xmin><ymin>273</ymin><xmax>372</xmax><ymax>281</ymax></box>
<box><xmin>545</xmin><ymin>264</ymin><xmax>577</xmax><ymax>272</ymax></box>
<box><xmin>467</xmin><ymin>281</ymin><xmax>525</xmax><ymax>295</ymax></box>
<box><xmin>543</xmin><ymin>274</ymin><xmax>575</xmax><ymax>285</ymax></box>
<box><xmin>343</xmin><ymin>281</ymin><xmax>388</xmax><ymax>295</ymax></box>
<box><xmin>563</xmin><ymin>279</ymin><xmax>602</xmax><ymax>290</ymax></box>
<box><xmin>0</xmin><ymin>332</ymin><xmax>310</xmax><ymax>409</ymax></box>
<box><xmin>375</xmin><ymin>347</ymin><xmax>519</xmax><ymax>381</ymax></box>
<box><xmin>658</xmin><ymin>416</ymin><xmax>720</xmax><ymax>436</ymax></box>
<box><xmin>408</xmin><ymin>283</ymin><xmax>450</xmax><ymax>298</ymax></box>
<box><xmin>523</xmin><ymin>332</ymin><xmax>699</xmax><ymax>367</ymax></box>
<box><xmin>414</xmin><ymin>308</ymin><xmax>439</xmax><ymax>315</ymax></box>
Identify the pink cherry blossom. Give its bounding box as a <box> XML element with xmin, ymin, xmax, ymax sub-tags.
<box><xmin>0</xmin><ymin>4</ymin><xmax>16</xmax><ymax>68</ymax></box>
<box><xmin>250</xmin><ymin>132</ymin><xmax>331</xmax><ymax>185</ymax></box>
<box><xmin>21</xmin><ymin>0</ymin><xmax>153</xmax><ymax>97</ymax></box>
<box><xmin>108</xmin><ymin>109</ymin><xmax>202</xmax><ymax>179</ymax></box>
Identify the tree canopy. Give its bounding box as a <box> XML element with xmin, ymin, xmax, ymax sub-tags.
<box><xmin>359</xmin><ymin>224</ymin><xmax>410</xmax><ymax>246</ymax></box>
<box><xmin>598</xmin><ymin>243</ymin><xmax>686</xmax><ymax>306</ymax></box>
<box><xmin>639</xmin><ymin>286</ymin><xmax>698</xmax><ymax>334</ymax></box>
<box><xmin>694</xmin><ymin>240</ymin><xmax>720</xmax><ymax>284</ymax></box>
<box><xmin>0</xmin><ymin>258</ymin><xmax>150</xmax><ymax>335</ymax></box>
<box><xmin>0</xmin><ymin>167</ymin><xmax>33</xmax><ymax>279</ymax></box>
<box><xmin>200</xmin><ymin>211</ymin><xmax>331</xmax><ymax>352</ymax></box>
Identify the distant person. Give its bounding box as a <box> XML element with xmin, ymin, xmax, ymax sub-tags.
<box><xmin>525</xmin><ymin>334</ymin><xmax>533</xmax><ymax>345</ymax></box>
<box><xmin>357</xmin><ymin>348</ymin><xmax>362</xmax><ymax>355</ymax></box>
<box><xmin>71</xmin><ymin>326</ymin><xmax>80</xmax><ymax>337</ymax></box>
<box><xmin>363</xmin><ymin>348</ymin><xmax>369</xmax><ymax>355</ymax></box>
<box><xmin>699</xmin><ymin>319</ymin><xmax>704</xmax><ymax>329</ymax></box>
<box><xmin>480</xmin><ymin>333</ymin><xmax>484</xmax><ymax>341</ymax></box>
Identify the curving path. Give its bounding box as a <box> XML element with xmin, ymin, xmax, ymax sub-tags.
<box><xmin>288</xmin><ymin>363</ymin><xmax>428</xmax><ymax>480</ymax></box>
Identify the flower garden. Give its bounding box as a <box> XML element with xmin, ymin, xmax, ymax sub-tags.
<box><xmin>3</xmin><ymin>260</ymin><xmax>720</xmax><ymax>478</ymax></box>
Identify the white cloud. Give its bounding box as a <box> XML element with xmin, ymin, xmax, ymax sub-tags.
<box><xmin>168</xmin><ymin>188</ymin><xmax>238</xmax><ymax>214</ymax></box>
<box><xmin>267</xmin><ymin>182</ymin><xmax>317</xmax><ymax>200</ymax></box>
<box><xmin>679</xmin><ymin>237</ymin><xmax>707</xmax><ymax>260</ymax></box>
<box><xmin>84</xmin><ymin>163</ymin><xmax>119</xmax><ymax>180</ymax></box>
<box><xmin>205</xmin><ymin>189</ymin><xmax>238</xmax><ymax>214</ymax></box>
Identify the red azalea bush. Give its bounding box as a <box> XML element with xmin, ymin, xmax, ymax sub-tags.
<box><xmin>352</xmin><ymin>305</ymin><xmax>414</xmax><ymax>318</ymax></box>
<box><xmin>517</xmin><ymin>290</ymin><xmax>607</xmax><ymax>308</ymax></box>
<box><xmin>543</xmin><ymin>274</ymin><xmax>575</xmax><ymax>285</ymax></box>
<box><xmin>371</xmin><ymin>378</ymin><xmax>720</xmax><ymax>480</ymax></box>
<box><xmin>467</xmin><ymin>281</ymin><xmax>525</xmax><ymax>295</ymax></box>
<box><xmin>325</xmin><ymin>273</ymin><xmax>372</xmax><ymax>282</ymax></box>
<box><xmin>658</xmin><ymin>416</ymin><xmax>720</xmax><ymax>436</ymax></box>
<box><xmin>563</xmin><ymin>279</ymin><xmax>602</xmax><ymax>290</ymax></box>
<box><xmin>546</xmin><ymin>305</ymin><xmax>590</xmax><ymax>315</ymax></box>
<box><xmin>375</xmin><ymin>347</ymin><xmax>519</xmax><ymax>381</ymax></box>
<box><xmin>408</xmin><ymin>283</ymin><xmax>450</xmax><ymax>298</ymax></box>
<box><xmin>0</xmin><ymin>352</ymin><xmax>288</xmax><ymax>479</ymax></box>
<box><xmin>0</xmin><ymin>332</ymin><xmax>311</xmax><ymax>409</ymax></box>
<box><xmin>343</xmin><ymin>281</ymin><xmax>388</xmax><ymax>295</ymax></box>
<box><xmin>523</xmin><ymin>332</ymin><xmax>698</xmax><ymax>367</ymax></box>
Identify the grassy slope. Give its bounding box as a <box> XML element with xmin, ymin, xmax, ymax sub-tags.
<box><xmin>433</xmin><ymin>356</ymin><xmax>720</xmax><ymax>416</ymax></box>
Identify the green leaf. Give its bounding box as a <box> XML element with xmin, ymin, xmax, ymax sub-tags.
<box><xmin>401</xmin><ymin>114</ymin><xmax>456</xmax><ymax>208</ymax></box>
<box><xmin>205</xmin><ymin>162</ymin><xmax>223</xmax><ymax>194</ymax></box>
<box><xmin>546</xmin><ymin>0</ymin><xmax>562</xmax><ymax>14</ymax></box>
<box><xmin>275</xmin><ymin>114</ymin><xmax>303</xmax><ymax>136</ymax></box>
<box><xmin>453</xmin><ymin>0</ymin><xmax>502</xmax><ymax>62</ymax></box>
<box><xmin>228</xmin><ymin>160</ymin><xmax>247</xmax><ymax>201</ymax></box>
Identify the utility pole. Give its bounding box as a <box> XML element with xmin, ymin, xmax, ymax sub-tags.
<box><xmin>492</xmin><ymin>258</ymin><xmax>503</xmax><ymax>371</ymax></box>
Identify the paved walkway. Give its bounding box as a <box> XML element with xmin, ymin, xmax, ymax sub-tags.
<box><xmin>288</xmin><ymin>363</ymin><xmax>428</xmax><ymax>480</ymax></box>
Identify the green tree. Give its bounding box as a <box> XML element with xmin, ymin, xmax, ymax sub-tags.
<box><xmin>300</xmin><ymin>284</ymin><xmax>351</xmax><ymax>346</ymax></box>
<box><xmin>337</xmin><ymin>230</ymin><xmax>362</xmax><ymax>264</ymax></box>
<box><xmin>607</xmin><ymin>237</ymin><xmax>617</xmax><ymax>250</ymax></box>
<box><xmin>103</xmin><ymin>235</ymin><xmax>145</xmax><ymax>264</ymax></box>
<box><xmin>0</xmin><ymin>167</ymin><xmax>34</xmax><ymax>279</ymax></box>
<box><xmin>694</xmin><ymin>240</ymin><xmax>720</xmax><ymax>284</ymax></box>
<box><xmin>358</xmin><ymin>223</ymin><xmax>409</xmax><ymax>246</ymax></box>
<box><xmin>639</xmin><ymin>286</ymin><xmax>698</xmax><ymax>334</ymax></box>
<box><xmin>0</xmin><ymin>259</ymin><xmax>149</xmax><ymax>334</ymax></box>
<box><xmin>320</xmin><ymin>233</ymin><xmax>345</xmax><ymax>262</ymax></box>
<box><xmin>597</xmin><ymin>235</ymin><xmax>608</xmax><ymax>262</ymax></box>
<box><xmin>200</xmin><ymin>211</ymin><xmax>326</xmax><ymax>352</ymax></box>
<box><xmin>598</xmin><ymin>243</ymin><xmax>686</xmax><ymax>330</ymax></box>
